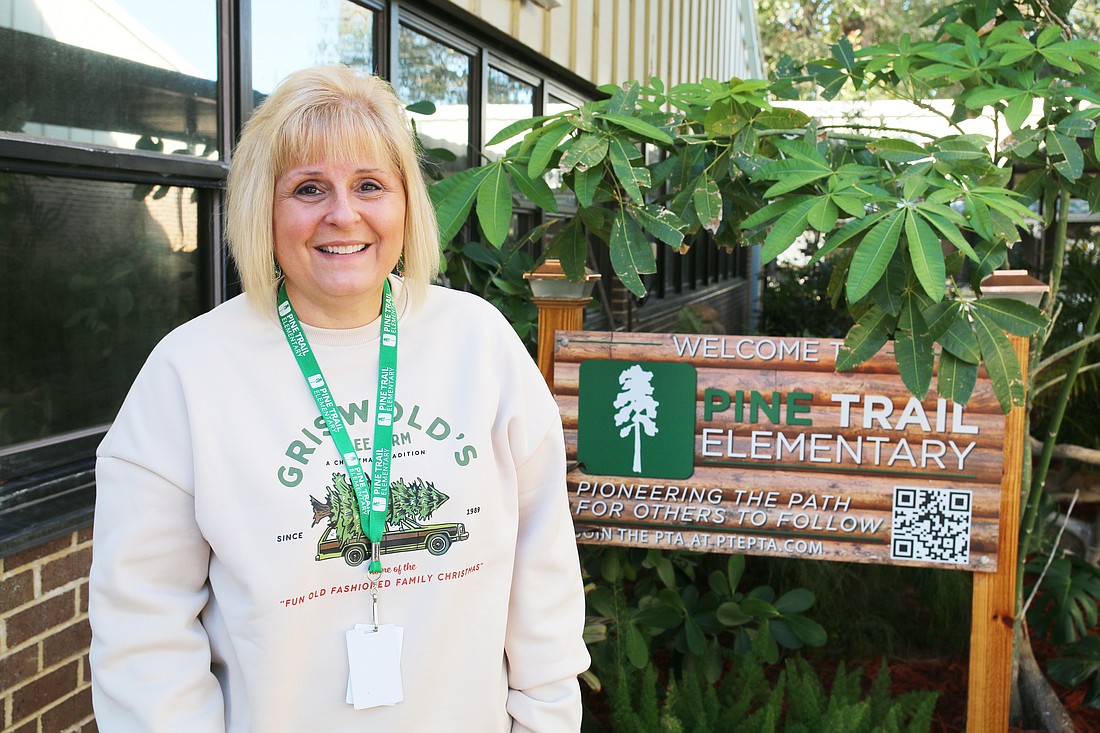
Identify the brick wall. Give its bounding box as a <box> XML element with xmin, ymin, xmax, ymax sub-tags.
<box><xmin>1</xmin><ymin>529</ymin><xmax>96</xmax><ymax>733</ymax></box>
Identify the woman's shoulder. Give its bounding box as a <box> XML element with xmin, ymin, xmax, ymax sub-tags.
<box><xmin>416</xmin><ymin>284</ymin><xmax>515</xmax><ymax>330</ymax></box>
<box><xmin>149</xmin><ymin>294</ymin><xmax>273</xmax><ymax>364</ymax></box>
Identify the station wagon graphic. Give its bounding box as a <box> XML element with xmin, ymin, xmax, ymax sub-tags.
<box><xmin>310</xmin><ymin>472</ymin><xmax>470</xmax><ymax>567</ymax></box>
<box><xmin>315</xmin><ymin>522</ymin><xmax>470</xmax><ymax>566</ymax></box>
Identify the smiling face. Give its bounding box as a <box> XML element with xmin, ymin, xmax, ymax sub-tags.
<box><xmin>272</xmin><ymin>158</ymin><xmax>406</xmax><ymax>328</ymax></box>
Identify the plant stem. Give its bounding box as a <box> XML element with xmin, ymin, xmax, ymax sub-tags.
<box><xmin>1018</xmin><ymin>210</ymin><xmax>1098</xmax><ymax>600</ymax></box>
<box><xmin>1035</xmin><ymin>332</ymin><xmax>1100</xmax><ymax>375</ymax></box>
<box><xmin>1017</xmin><ymin>187</ymin><xmax>1071</xmax><ymax>602</ymax></box>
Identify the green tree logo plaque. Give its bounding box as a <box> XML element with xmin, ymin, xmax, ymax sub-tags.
<box><xmin>578</xmin><ymin>360</ymin><xmax>697</xmax><ymax>479</ymax></box>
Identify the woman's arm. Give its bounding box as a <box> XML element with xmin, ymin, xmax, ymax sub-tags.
<box><xmin>504</xmin><ymin>416</ymin><xmax>590</xmax><ymax>733</ymax></box>
<box><xmin>89</xmin><ymin>358</ymin><xmax>226</xmax><ymax>732</ymax></box>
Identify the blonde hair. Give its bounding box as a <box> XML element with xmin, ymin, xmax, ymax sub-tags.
<box><xmin>226</xmin><ymin>65</ymin><xmax>439</xmax><ymax>314</ymax></box>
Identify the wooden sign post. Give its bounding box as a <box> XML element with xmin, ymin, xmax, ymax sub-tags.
<box><xmin>542</xmin><ymin>323</ymin><xmax>1029</xmax><ymax>732</ymax></box>
<box><xmin>967</xmin><ymin>333</ymin><xmax>1028</xmax><ymax>733</ymax></box>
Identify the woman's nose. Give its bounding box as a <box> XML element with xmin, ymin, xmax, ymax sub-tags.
<box><xmin>325</xmin><ymin>191</ymin><xmax>361</xmax><ymax>227</ymax></box>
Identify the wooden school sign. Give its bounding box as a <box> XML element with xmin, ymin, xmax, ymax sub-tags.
<box><xmin>553</xmin><ymin>331</ymin><xmax>1009</xmax><ymax>573</ymax></box>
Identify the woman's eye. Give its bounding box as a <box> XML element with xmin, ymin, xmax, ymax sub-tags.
<box><xmin>294</xmin><ymin>184</ymin><xmax>321</xmax><ymax>196</ymax></box>
<box><xmin>359</xmin><ymin>180</ymin><xmax>382</xmax><ymax>192</ymax></box>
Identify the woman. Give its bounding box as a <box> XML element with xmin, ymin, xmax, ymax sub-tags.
<box><xmin>89</xmin><ymin>65</ymin><xmax>589</xmax><ymax>732</ymax></box>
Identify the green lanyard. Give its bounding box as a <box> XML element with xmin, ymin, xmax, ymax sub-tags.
<box><xmin>277</xmin><ymin>280</ymin><xmax>398</xmax><ymax>574</ymax></box>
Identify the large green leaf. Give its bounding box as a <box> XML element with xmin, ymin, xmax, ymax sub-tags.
<box><xmin>705</xmin><ymin>99</ymin><xmax>744</xmax><ymax>136</ymax></box>
<box><xmin>560</xmin><ymin>132</ymin><xmax>609</xmax><ymax>172</ymax></box>
<box><xmin>773</xmin><ymin>588</ymin><xmax>815</xmax><ymax>614</ymax></box>
<box><xmin>772</xmin><ymin>138</ymin><xmax>828</xmax><ymax>164</ymax></box>
<box><xmin>926</xmin><ymin>302</ymin><xmax>981</xmax><ymax>363</ymax></box>
<box><xmin>807</xmin><ymin>198</ymin><xmax>839</xmax><ymax>232</ymax></box>
<box><xmin>847</xmin><ymin>211</ymin><xmax>905</xmax><ymax>303</ymax></box>
<box><xmin>693</xmin><ymin>176</ymin><xmax>723</xmax><ymax>234</ymax></box>
<box><xmin>963</xmin><ymin>195</ymin><xmax>994</xmax><ymax>240</ymax></box>
<box><xmin>867</xmin><ymin>138</ymin><xmax>928</xmax><ymax>163</ymax></box>
<box><xmin>784</xmin><ymin>615</ymin><xmax>828</xmax><ymax>646</ymax></box>
<box><xmin>752</xmin><ymin>107</ymin><xmax>812</xmax><ymax>130</ymax></box>
<box><xmin>1005</xmin><ymin>93</ymin><xmax>1034</xmax><ymax>131</ymax></box>
<box><xmin>546</xmin><ymin>218</ymin><xmax>588</xmax><ymax>281</ymax></box>
<box><xmin>905</xmin><ymin>210</ymin><xmax>946</xmax><ymax>301</ymax></box>
<box><xmin>972</xmin><ymin>309</ymin><xmax>1025</xmax><ymax>413</ymax></box>
<box><xmin>595</xmin><ymin>112</ymin><xmax>674</xmax><ymax>144</ymax></box>
<box><xmin>486</xmin><ymin>113</ymin><xmax>554</xmax><ymax>147</ymax></box>
<box><xmin>970</xmin><ymin>187</ymin><xmax>1042</xmax><ymax>224</ymax></box>
<box><xmin>608</xmin><ymin>137</ymin><xmax>649</xmax><ymax>205</ymax></box>
<box><xmin>503</xmin><ymin>161</ymin><xmax>558</xmax><ymax>213</ymax></box>
<box><xmin>632</xmin><ymin>203</ymin><xmax>686</xmax><ymax>248</ymax></box>
<box><xmin>837</xmin><ymin>306</ymin><xmax>894</xmax><ymax>371</ymax></box>
<box><xmin>1048</xmin><ymin>635</ymin><xmax>1100</xmax><ymax>707</ymax></box>
<box><xmin>1047</xmin><ymin>131</ymin><xmax>1085</xmax><ymax>181</ymax></box>
<box><xmin>717</xmin><ymin>602</ymin><xmax>753</xmax><ymax>627</ymax></box>
<box><xmin>527</xmin><ymin>119</ymin><xmax>572</xmax><ymax>177</ymax></box>
<box><xmin>972</xmin><ymin>298</ymin><xmax>1045</xmax><ymax>336</ymax></box>
<box><xmin>832</xmin><ymin>36</ymin><xmax>857</xmax><ymax>71</ymax></box>
<box><xmin>405</xmin><ymin>100</ymin><xmax>437</xmax><ymax>115</ymax></box>
<box><xmin>970</xmin><ymin>239</ymin><xmax>1008</xmax><ymax>283</ymax></box>
<box><xmin>761</xmin><ymin>198</ymin><xmax>817</xmax><ymax>264</ymax></box>
<box><xmin>894</xmin><ymin>299</ymin><xmax>933</xmax><ymax>398</ymax></box>
<box><xmin>758</xmin><ymin>159</ymin><xmax>832</xmax><ymax>196</ymax></box>
<box><xmin>1056</xmin><ymin>112</ymin><xmax>1098</xmax><ymax>139</ymax></box>
<box><xmin>869</xmin><ymin>253</ymin><xmax>906</xmax><ymax>316</ymax></box>
<box><xmin>918</xmin><ymin>208</ymin><xmax>979</xmax><ymax>261</ymax></box>
<box><xmin>963</xmin><ymin>84</ymin><xmax>1019</xmax><ymax>109</ymax></box>
<box><xmin>573</xmin><ymin>166</ymin><xmax>602</xmax><ymax>208</ymax></box>
<box><xmin>610</xmin><ymin>208</ymin><xmax>656</xmax><ymax>297</ymax></box>
<box><xmin>937</xmin><ymin>349</ymin><xmax>979</xmax><ymax>405</ymax></box>
<box><xmin>741</xmin><ymin>197</ymin><xmax>805</xmax><ymax>230</ymax></box>
<box><xmin>932</xmin><ymin>138</ymin><xmax>990</xmax><ymax>162</ymax></box>
<box><xmin>808</xmin><ymin>210</ymin><xmax>889</xmax><ymax>266</ymax></box>
<box><xmin>832</xmin><ymin>194</ymin><xmax>866</xmax><ymax>218</ymax></box>
<box><xmin>475</xmin><ymin>162</ymin><xmax>513</xmax><ymax>247</ymax></box>
<box><xmin>624</xmin><ymin>622</ymin><xmax>649</xmax><ymax>668</ymax></box>
<box><xmin>605</xmin><ymin>81</ymin><xmax>641</xmax><ymax>116</ymax></box>
<box><xmin>429</xmin><ymin>165</ymin><xmax>493</xmax><ymax>243</ymax></box>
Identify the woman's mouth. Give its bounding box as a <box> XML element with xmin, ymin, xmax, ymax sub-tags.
<box><xmin>317</xmin><ymin>243</ymin><xmax>368</xmax><ymax>255</ymax></box>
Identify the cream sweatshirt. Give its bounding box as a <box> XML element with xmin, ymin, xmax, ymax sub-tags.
<box><xmin>89</xmin><ymin>278</ymin><xmax>589</xmax><ymax>732</ymax></box>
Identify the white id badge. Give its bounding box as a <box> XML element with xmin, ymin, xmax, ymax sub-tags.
<box><xmin>345</xmin><ymin>624</ymin><xmax>404</xmax><ymax>709</ymax></box>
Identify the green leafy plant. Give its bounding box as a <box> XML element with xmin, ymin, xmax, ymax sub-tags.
<box><xmin>1048</xmin><ymin>634</ymin><xmax>1100</xmax><ymax>707</ymax></box>
<box><xmin>1026</xmin><ymin>553</ymin><xmax>1100</xmax><ymax>646</ymax></box>
<box><xmin>426</xmin><ymin>4</ymin><xmax>1099</xmax><ymax>413</ymax></box>
<box><xmin>597</xmin><ymin>653</ymin><xmax>938</xmax><ymax>733</ymax></box>
<box><xmin>583</xmin><ymin>548</ymin><xmax>826</xmax><ymax>686</ymax></box>
<box><xmin>441</xmin><ymin>239</ymin><xmax>539</xmax><ymax>352</ymax></box>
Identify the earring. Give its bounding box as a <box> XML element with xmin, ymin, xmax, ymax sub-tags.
<box><xmin>396</xmin><ymin>254</ymin><xmax>406</xmax><ymax>277</ymax></box>
<box><xmin>274</xmin><ymin>260</ymin><xmax>283</xmax><ymax>279</ymax></box>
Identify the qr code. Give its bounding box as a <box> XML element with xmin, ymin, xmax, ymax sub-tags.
<box><xmin>890</xmin><ymin>486</ymin><xmax>972</xmax><ymax>566</ymax></box>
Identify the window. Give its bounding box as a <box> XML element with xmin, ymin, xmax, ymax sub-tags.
<box><xmin>0</xmin><ymin>1</ymin><xmax>221</xmax><ymax>552</ymax></box>
<box><xmin>0</xmin><ymin>173</ymin><xmax>205</xmax><ymax>451</ymax></box>
<box><xmin>252</xmin><ymin>0</ymin><xmax>378</xmax><ymax>95</ymax></box>
<box><xmin>485</xmin><ymin>67</ymin><xmax>534</xmax><ymax>160</ymax></box>
<box><xmin>397</xmin><ymin>24</ymin><xmax>471</xmax><ymax>173</ymax></box>
<box><xmin>0</xmin><ymin>1</ymin><xmax>218</xmax><ymax>158</ymax></box>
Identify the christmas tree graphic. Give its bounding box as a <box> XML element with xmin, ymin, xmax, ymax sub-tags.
<box><xmin>613</xmin><ymin>364</ymin><xmax>660</xmax><ymax>473</ymax></box>
<box><xmin>578</xmin><ymin>359</ymin><xmax>697</xmax><ymax>480</ymax></box>
<box><xmin>310</xmin><ymin>471</ymin><xmax>468</xmax><ymax>565</ymax></box>
<box><xmin>311</xmin><ymin>473</ymin><xmax>450</xmax><ymax>540</ymax></box>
